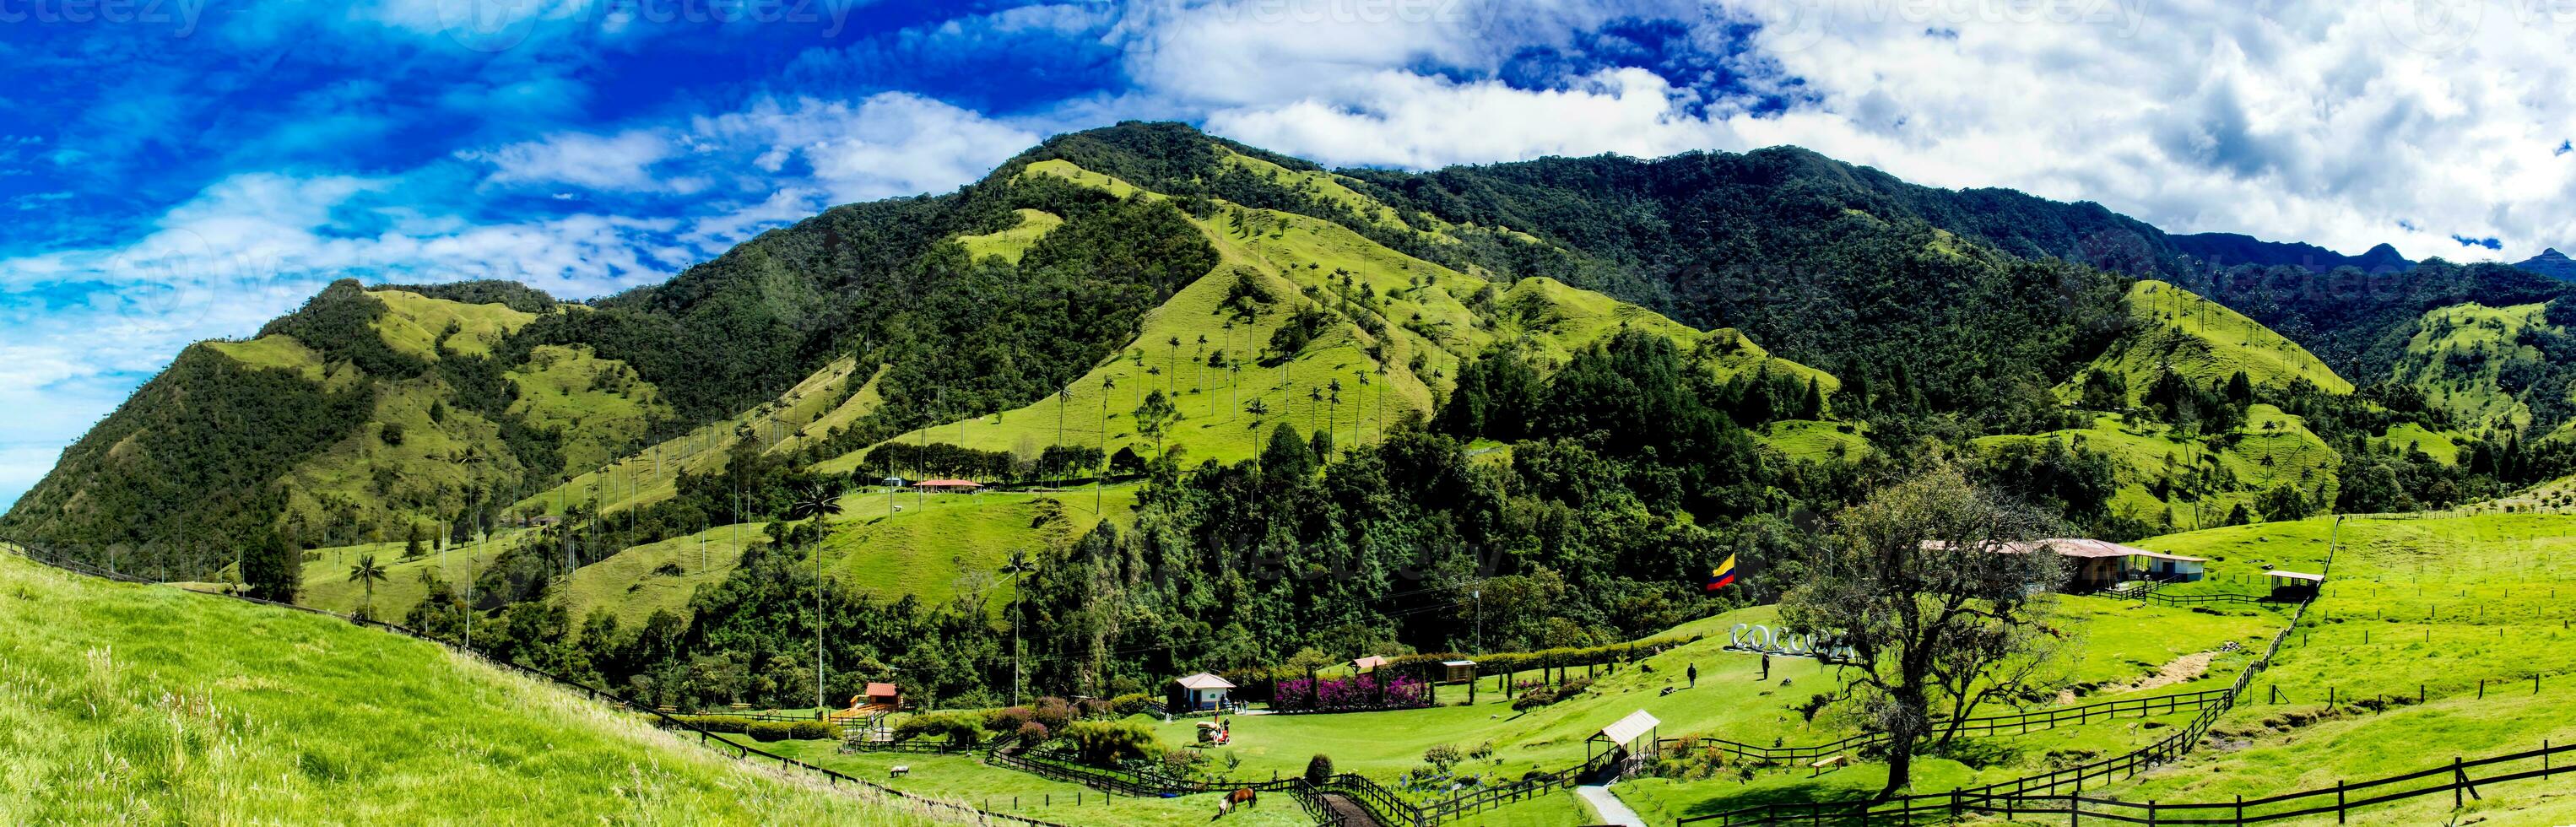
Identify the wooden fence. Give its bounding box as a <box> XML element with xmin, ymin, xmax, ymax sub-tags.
<box><xmin>1679</xmin><ymin>533</ymin><xmax>2341</xmax><ymax>825</ymax></box>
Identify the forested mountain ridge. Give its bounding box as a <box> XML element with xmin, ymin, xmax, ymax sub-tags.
<box><xmin>10</xmin><ymin>122</ymin><xmax>2576</xmax><ymax>627</ymax></box>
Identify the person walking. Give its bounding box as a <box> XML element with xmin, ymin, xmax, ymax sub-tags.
<box><xmin>1760</xmin><ymin>652</ymin><xmax>1771</xmax><ymax>680</ymax></box>
<box><xmin>1686</xmin><ymin>663</ymin><xmax>1697</xmax><ymax>688</ymax></box>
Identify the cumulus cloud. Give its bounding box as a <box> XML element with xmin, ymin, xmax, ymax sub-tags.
<box><xmin>1142</xmin><ymin>0</ymin><xmax>2576</xmax><ymax>262</ymax></box>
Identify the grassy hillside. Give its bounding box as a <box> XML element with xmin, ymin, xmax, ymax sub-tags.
<box><xmin>955</xmin><ymin>208</ymin><xmax>1063</xmax><ymax>264</ymax></box>
<box><xmin>2391</xmin><ymin>301</ymin><xmax>2556</xmax><ymax>432</ymax></box>
<box><xmin>517</xmin><ymin>357</ymin><xmax>876</xmax><ymax>520</ymax></box>
<box><xmin>848</xmin><ymin>159</ymin><xmax>1834</xmax><ymax>471</ymax></box>
<box><xmin>1978</xmin><ymin>407</ymin><xmax>2341</xmax><ymax>531</ymax></box>
<box><xmin>295</xmin><ymin>530</ymin><xmax>530</xmax><ymax>617</ymax></box>
<box><xmin>0</xmin><ymin>549</ymin><xmax>936</xmax><ymax>824</ymax></box>
<box><xmin>815</xmin><ymin>488</ymin><xmax>1139</xmax><ymax>610</ymax></box>
<box><xmin>2119</xmin><ymin>514</ymin><xmax>2576</xmax><ymax>824</ymax></box>
<box><xmin>2064</xmin><ymin>280</ymin><xmax>2354</xmax><ymax>405</ymax></box>
<box><xmin>562</xmin><ymin>522</ymin><xmax>769</xmax><ymax>631</ymax></box>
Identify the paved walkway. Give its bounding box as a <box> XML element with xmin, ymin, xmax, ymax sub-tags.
<box><xmin>1575</xmin><ymin>783</ymin><xmax>1647</xmax><ymax>827</ymax></box>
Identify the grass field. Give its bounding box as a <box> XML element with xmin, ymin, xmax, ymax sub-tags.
<box><xmin>295</xmin><ymin>530</ymin><xmax>529</xmax><ymax>618</ymax></box>
<box><xmin>0</xmin><ymin>549</ymin><xmax>939</xmax><ymax>824</ymax></box>
<box><xmin>817</xmin><ymin>487</ymin><xmax>1139</xmax><ymax>609</ymax></box>
<box><xmin>766</xmin><ymin>743</ymin><xmax>1307</xmax><ymax>827</ymax></box>
<box><xmin>1139</xmin><ymin>597</ymin><xmax>2270</xmax><ymax>802</ymax></box>
<box><xmin>519</xmin><ymin>356</ymin><xmax>874</xmax><ymax>520</ymax></box>
<box><xmin>506</xmin><ymin>343</ymin><xmax>670</xmax><ymax>473</ymax></box>
<box><xmin>2367</xmin><ymin>421</ymin><xmax>2461</xmax><ymax>464</ymax></box>
<box><xmin>2065</xmin><ymin>280</ymin><xmax>2354</xmax><ymax>403</ymax></box>
<box><xmin>955</xmin><ymin>208</ymin><xmax>1063</xmax><ymax>263</ymax></box>
<box><xmin>2100</xmin><ymin>513</ymin><xmax>2576</xmax><ymax>824</ymax></box>
<box><xmin>203</xmin><ymin>334</ymin><xmax>328</xmax><ymax>381</ymax></box>
<box><xmin>562</xmin><ymin>522</ymin><xmax>768</xmax><ymax>632</ymax></box>
<box><xmin>1756</xmin><ymin>419</ymin><xmax>1871</xmax><ymax>463</ymax></box>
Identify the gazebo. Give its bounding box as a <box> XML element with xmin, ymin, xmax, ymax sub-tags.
<box><xmin>1588</xmin><ymin>710</ymin><xmax>1661</xmax><ymax>777</ymax></box>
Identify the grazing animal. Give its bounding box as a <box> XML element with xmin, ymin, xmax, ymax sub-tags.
<box><xmin>1215</xmin><ymin>797</ymin><xmax>1232</xmax><ymax>819</ymax></box>
<box><xmin>1228</xmin><ymin>787</ymin><xmax>1258</xmax><ymax>808</ymax></box>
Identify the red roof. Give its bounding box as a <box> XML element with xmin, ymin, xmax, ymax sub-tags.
<box><xmin>915</xmin><ymin>479</ymin><xmax>982</xmax><ymax>488</ymax></box>
<box><xmin>864</xmin><ymin>682</ymin><xmax>899</xmax><ymax>697</ymax></box>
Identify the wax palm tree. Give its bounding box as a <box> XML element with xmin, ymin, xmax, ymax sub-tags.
<box><xmin>785</xmin><ymin>480</ymin><xmax>843</xmax><ymax>714</ymax></box>
<box><xmin>348</xmin><ymin>554</ymin><xmax>387</xmax><ymax>617</ymax></box>
<box><xmin>1167</xmin><ymin>335</ymin><xmax>1182</xmax><ymax>393</ymax></box>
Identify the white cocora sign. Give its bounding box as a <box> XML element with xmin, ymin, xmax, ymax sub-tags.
<box><xmin>1728</xmin><ymin>624</ymin><xmax>1857</xmax><ymax>662</ymax></box>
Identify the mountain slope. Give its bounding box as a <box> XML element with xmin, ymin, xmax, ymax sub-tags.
<box><xmin>2515</xmin><ymin>247</ymin><xmax>2576</xmax><ymax>281</ymax></box>
<box><xmin>2065</xmin><ymin>279</ymin><xmax>2355</xmax><ymax>405</ymax></box>
<box><xmin>840</xmin><ymin>157</ymin><xmax>1836</xmax><ymax>472</ymax></box>
<box><xmin>0</xmin><ymin>547</ymin><xmax>933</xmax><ymax>824</ymax></box>
<box><xmin>2169</xmin><ymin>233</ymin><xmax>2409</xmax><ymax>273</ymax></box>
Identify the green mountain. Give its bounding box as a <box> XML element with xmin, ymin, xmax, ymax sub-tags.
<box><xmin>12</xmin><ymin>122</ymin><xmax>2576</xmax><ymax>713</ymax></box>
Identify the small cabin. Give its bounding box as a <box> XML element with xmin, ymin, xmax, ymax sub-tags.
<box><xmin>1440</xmin><ymin>660</ymin><xmax>1477</xmax><ymax>684</ymax></box>
<box><xmin>1167</xmin><ymin>673</ymin><xmax>1236</xmax><ymax>712</ymax></box>
<box><xmin>916</xmin><ymin>478</ymin><xmax>984</xmax><ymax>494</ymax></box>
<box><xmin>2265</xmin><ymin>570</ymin><xmax>2325</xmax><ymax>602</ymax></box>
<box><xmin>1350</xmin><ymin>655</ymin><xmax>1388</xmax><ymax>674</ymax></box>
<box><xmin>863</xmin><ymin>682</ymin><xmax>901</xmax><ymax>708</ymax></box>
<box><xmin>2130</xmin><ymin>550</ymin><xmax>2209</xmax><ymax>583</ymax></box>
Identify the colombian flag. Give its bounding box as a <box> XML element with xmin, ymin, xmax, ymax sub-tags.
<box><xmin>1706</xmin><ymin>554</ymin><xmax>1737</xmax><ymax>592</ymax></box>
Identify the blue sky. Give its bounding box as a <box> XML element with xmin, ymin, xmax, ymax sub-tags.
<box><xmin>5</xmin><ymin>0</ymin><xmax>2574</xmax><ymax>508</ymax></box>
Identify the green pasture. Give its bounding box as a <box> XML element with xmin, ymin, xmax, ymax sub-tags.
<box><xmin>0</xmin><ymin>551</ymin><xmax>932</xmax><ymax>824</ymax></box>
<box><xmin>766</xmin><ymin>743</ymin><xmax>1307</xmax><ymax>827</ymax></box>
<box><xmin>295</xmin><ymin>530</ymin><xmax>528</xmax><ymax>618</ymax></box>
<box><xmin>818</xmin><ymin>487</ymin><xmax>1139</xmax><ymax>610</ymax></box>
<box><xmin>563</xmin><ymin>522</ymin><xmax>767</xmax><ymax>632</ymax></box>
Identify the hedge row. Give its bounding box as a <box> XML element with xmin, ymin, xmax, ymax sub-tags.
<box><xmin>668</xmin><ymin>715</ymin><xmax>836</xmax><ymax>741</ymax></box>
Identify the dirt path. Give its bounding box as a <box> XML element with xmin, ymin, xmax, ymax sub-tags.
<box><xmin>1315</xmin><ymin>792</ymin><xmax>1379</xmax><ymax>826</ymax></box>
<box><xmin>2059</xmin><ymin>651</ymin><xmax>2218</xmax><ymax>703</ymax></box>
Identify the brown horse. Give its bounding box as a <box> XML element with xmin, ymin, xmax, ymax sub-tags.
<box><xmin>1227</xmin><ymin>787</ymin><xmax>1258</xmax><ymax>808</ymax></box>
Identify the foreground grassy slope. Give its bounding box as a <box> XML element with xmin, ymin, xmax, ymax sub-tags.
<box><xmin>2066</xmin><ymin>280</ymin><xmax>2354</xmax><ymax>403</ymax></box>
<box><xmin>2115</xmin><ymin>514</ymin><xmax>2576</xmax><ymax>825</ymax></box>
<box><xmin>0</xmin><ymin>549</ymin><xmax>935</xmax><ymax>824</ymax></box>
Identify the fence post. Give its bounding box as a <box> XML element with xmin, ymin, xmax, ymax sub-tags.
<box><xmin>2335</xmin><ymin>781</ymin><xmax>2344</xmax><ymax>824</ymax></box>
<box><xmin>2234</xmin><ymin>793</ymin><xmax>2243</xmax><ymax>825</ymax></box>
<box><xmin>2454</xmin><ymin>757</ymin><xmax>2463</xmax><ymax>808</ymax></box>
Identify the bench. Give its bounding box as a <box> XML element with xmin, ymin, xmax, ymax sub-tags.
<box><xmin>889</xmin><ymin>765</ymin><xmax>910</xmax><ymax>778</ymax></box>
<box><xmin>1809</xmin><ymin>755</ymin><xmax>1846</xmax><ymax>776</ymax></box>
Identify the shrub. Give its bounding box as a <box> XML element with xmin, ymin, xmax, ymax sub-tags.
<box><xmin>790</xmin><ymin>721</ymin><xmax>835</xmax><ymax>740</ymax></box>
<box><xmin>746</xmin><ymin>722</ymin><xmax>796</xmax><ymax>742</ymax></box>
<box><xmin>893</xmin><ymin>711</ymin><xmax>986</xmax><ymax>747</ymax></box>
<box><xmin>1015</xmin><ymin>721</ymin><xmax>1051</xmax><ymax>750</ymax></box>
<box><xmin>1079</xmin><ymin>697</ymin><xmax>1115</xmax><ymax>719</ymax></box>
<box><xmin>1161</xmin><ymin>747</ymin><xmax>1207</xmax><ymax>776</ymax></box>
<box><xmin>1306</xmin><ymin>754</ymin><xmax>1335</xmax><ymax>785</ymax></box>
<box><xmin>987</xmin><ymin>705</ymin><xmax>1036</xmax><ymax>733</ymax></box>
<box><xmin>1061</xmin><ymin>720</ymin><xmax>1157</xmax><ymax>766</ymax></box>
<box><xmin>1109</xmin><ymin>693</ymin><xmax>1155</xmax><ymax>716</ymax></box>
<box><xmin>1031</xmin><ymin>696</ymin><xmax>1076</xmax><ymax>730</ymax></box>
<box><xmin>1423</xmin><ymin>743</ymin><xmax>1463</xmax><ymax>771</ymax></box>
<box><xmin>674</xmin><ymin>715</ymin><xmax>752</xmax><ymax>734</ymax></box>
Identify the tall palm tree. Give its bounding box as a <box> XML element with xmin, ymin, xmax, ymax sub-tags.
<box><xmin>347</xmin><ymin>554</ymin><xmax>387</xmax><ymax>617</ymax></box>
<box><xmin>786</xmin><ymin>482</ymin><xmax>844</xmax><ymax>714</ymax></box>
<box><xmin>1098</xmin><ymin>376</ymin><xmax>1117</xmax><ymax>515</ymax></box>
<box><xmin>1166</xmin><ymin>335</ymin><xmax>1182</xmax><ymax>393</ymax></box>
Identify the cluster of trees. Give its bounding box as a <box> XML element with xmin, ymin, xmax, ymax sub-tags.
<box><xmin>858</xmin><ymin>441</ymin><xmax>1107</xmax><ymax>485</ymax></box>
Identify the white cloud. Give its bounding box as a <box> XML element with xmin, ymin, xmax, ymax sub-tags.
<box><xmin>692</xmin><ymin>94</ymin><xmax>1041</xmax><ymax>205</ymax></box>
<box><xmin>1127</xmin><ymin>0</ymin><xmax>2576</xmax><ymax>262</ymax></box>
<box><xmin>463</xmin><ymin>130</ymin><xmax>682</xmax><ymax>192</ymax></box>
